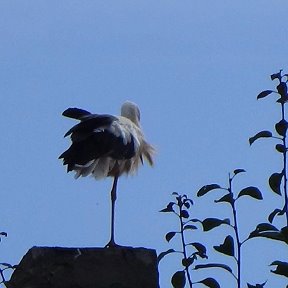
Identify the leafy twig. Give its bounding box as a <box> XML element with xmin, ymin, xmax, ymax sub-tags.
<box><xmin>159</xmin><ymin>192</ymin><xmax>211</xmax><ymax>288</ymax></box>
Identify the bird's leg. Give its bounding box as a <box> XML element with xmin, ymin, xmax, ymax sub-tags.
<box><xmin>105</xmin><ymin>176</ymin><xmax>119</xmax><ymax>248</ymax></box>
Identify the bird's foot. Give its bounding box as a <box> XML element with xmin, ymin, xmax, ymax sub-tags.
<box><xmin>105</xmin><ymin>239</ymin><xmax>121</xmax><ymax>248</ymax></box>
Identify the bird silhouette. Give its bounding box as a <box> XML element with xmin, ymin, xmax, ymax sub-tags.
<box><xmin>59</xmin><ymin>101</ymin><xmax>155</xmax><ymax>247</ymax></box>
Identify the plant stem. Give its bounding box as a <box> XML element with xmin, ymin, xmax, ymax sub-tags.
<box><xmin>229</xmin><ymin>174</ymin><xmax>241</xmax><ymax>288</ymax></box>
<box><xmin>179</xmin><ymin>203</ymin><xmax>193</xmax><ymax>288</ymax></box>
<box><xmin>281</xmin><ymin>103</ymin><xmax>288</xmax><ymax>225</ymax></box>
<box><xmin>0</xmin><ymin>268</ymin><xmax>5</xmax><ymax>285</ymax></box>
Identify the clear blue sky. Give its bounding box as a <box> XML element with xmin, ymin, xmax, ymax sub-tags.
<box><xmin>0</xmin><ymin>1</ymin><xmax>287</xmax><ymax>287</ymax></box>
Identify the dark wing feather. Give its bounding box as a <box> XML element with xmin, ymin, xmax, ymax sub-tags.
<box><xmin>59</xmin><ymin>113</ymin><xmax>136</xmax><ymax>172</ymax></box>
<box><xmin>64</xmin><ymin>114</ymin><xmax>117</xmax><ymax>138</ymax></box>
<box><xmin>62</xmin><ymin>108</ymin><xmax>92</xmax><ymax>120</ymax></box>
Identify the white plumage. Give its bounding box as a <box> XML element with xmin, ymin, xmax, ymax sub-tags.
<box><xmin>59</xmin><ymin>101</ymin><xmax>155</xmax><ymax>247</ymax></box>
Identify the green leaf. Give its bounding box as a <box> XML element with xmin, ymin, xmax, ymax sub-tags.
<box><xmin>269</xmin><ymin>172</ymin><xmax>283</xmax><ymax>195</ymax></box>
<box><xmin>233</xmin><ymin>169</ymin><xmax>246</xmax><ymax>175</ymax></box>
<box><xmin>277</xmin><ymin>82</ymin><xmax>288</xmax><ymax>99</ymax></box>
<box><xmin>249</xmin><ymin>131</ymin><xmax>273</xmax><ymax>145</ymax></box>
<box><xmin>248</xmin><ymin>223</ymin><xmax>285</xmax><ymax>241</ymax></box>
<box><xmin>270</xmin><ymin>261</ymin><xmax>288</xmax><ymax>278</ymax></box>
<box><xmin>157</xmin><ymin>249</ymin><xmax>175</xmax><ymax>263</ymax></box>
<box><xmin>182</xmin><ymin>257</ymin><xmax>194</xmax><ymax>268</ymax></box>
<box><xmin>175</xmin><ymin>196</ymin><xmax>182</xmax><ymax>206</ymax></box>
<box><xmin>214</xmin><ymin>193</ymin><xmax>234</xmax><ymax>205</ymax></box>
<box><xmin>183</xmin><ymin>202</ymin><xmax>190</xmax><ymax>209</ymax></box>
<box><xmin>213</xmin><ymin>235</ymin><xmax>234</xmax><ymax>257</ymax></box>
<box><xmin>271</xmin><ymin>70</ymin><xmax>282</xmax><ymax>81</ymax></box>
<box><xmin>202</xmin><ymin>218</ymin><xmax>230</xmax><ymax>232</ymax></box>
<box><xmin>190</xmin><ymin>218</ymin><xmax>201</xmax><ymax>223</ymax></box>
<box><xmin>183</xmin><ymin>198</ymin><xmax>193</xmax><ymax>208</ymax></box>
<box><xmin>280</xmin><ymin>226</ymin><xmax>288</xmax><ymax>242</ymax></box>
<box><xmin>247</xmin><ymin>281</ymin><xmax>267</xmax><ymax>288</ymax></box>
<box><xmin>166</xmin><ymin>232</ymin><xmax>177</xmax><ymax>242</ymax></box>
<box><xmin>275</xmin><ymin>119</ymin><xmax>288</xmax><ymax>136</ymax></box>
<box><xmin>189</xmin><ymin>242</ymin><xmax>207</xmax><ymax>258</ymax></box>
<box><xmin>180</xmin><ymin>210</ymin><xmax>189</xmax><ymax>219</ymax></box>
<box><xmin>268</xmin><ymin>209</ymin><xmax>283</xmax><ymax>223</ymax></box>
<box><xmin>276</xmin><ymin>97</ymin><xmax>287</xmax><ymax>104</ymax></box>
<box><xmin>189</xmin><ymin>242</ymin><xmax>206</xmax><ymax>253</ymax></box>
<box><xmin>256</xmin><ymin>223</ymin><xmax>279</xmax><ymax>232</ymax></box>
<box><xmin>257</xmin><ymin>90</ymin><xmax>274</xmax><ymax>99</ymax></box>
<box><xmin>237</xmin><ymin>186</ymin><xmax>263</xmax><ymax>200</ymax></box>
<box><xmin>249</xmin><ymin>223</ymin><xmax>279</xmax><ymax>238</ymax></box>
<box><xmin>249</xmin><ymin>229</ymin><xmax>287</xmax><ymax>243</ymax></box>
<box><xmin>160</xmin><ymin>202</ymin><xmax>175</xmax><ymax>213</ymax></box>
<box><xmin>197</xmin><ymin>184</ymin><xmax>221</xmax><ymax>197</ymax></box>
<box><xmin>275</xmin><ymin>144</ymin><xmax>286</xmax><ymax>153</ymax></box>
<box><xmin>198</xmin><ymin>278</ymin><xmax>220</xmax><ymax>288</ymax></box>
<box><xmin>171</xmin><ymin>271</ymin><xmax>186</xmax><ymax>288</ymax></box>
<box><xmin>183</xmin><ymin>225</ymin><xmax>197</xmax><ymax>231</ymax></box>
<box><xmin>261</xmin><ymin>232</ymin><xmax>287</xmax><ymax>242</ymax></box>
<box><xmin>194</xmin><ymin>263</ymin><xmax>233</xmax><ymax>274</ymax></box>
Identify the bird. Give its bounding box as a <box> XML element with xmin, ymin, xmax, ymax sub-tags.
<box><xmin>59</xmin><ymin>101</ymin><xmax>155</xmax><ymax>247</ymax></box>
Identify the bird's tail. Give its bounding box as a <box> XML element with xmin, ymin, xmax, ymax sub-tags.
<box><xmin>142</xmin><ymin>141</ymin><xmax>155</xmax><ymax>166</ymax></box>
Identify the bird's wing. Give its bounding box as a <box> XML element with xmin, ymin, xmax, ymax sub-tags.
<box><xmin>62</xmin><ymin>107</ymin><xmax>92</xmax><ymax>120</ymax></box>
<box><xmin>63</xmin><ymin>114</ymin><xmax>117</xmax><ymax>138</ymax></box>
<box><xmin>59</xmin><ymin>114</ymin><xmax>136</xmax><ymax>171</ymax></box>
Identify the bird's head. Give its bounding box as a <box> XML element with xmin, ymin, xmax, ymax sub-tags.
<box><xmin>121</xmin><ymin>101</ymin><xmax>141</xmax><ymax>126</ymax></box>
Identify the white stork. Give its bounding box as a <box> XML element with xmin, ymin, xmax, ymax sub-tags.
<box><xmin>59</xmin><ymin>101</ymin><xmax>155</xmax><ymax>247</ymax></box>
